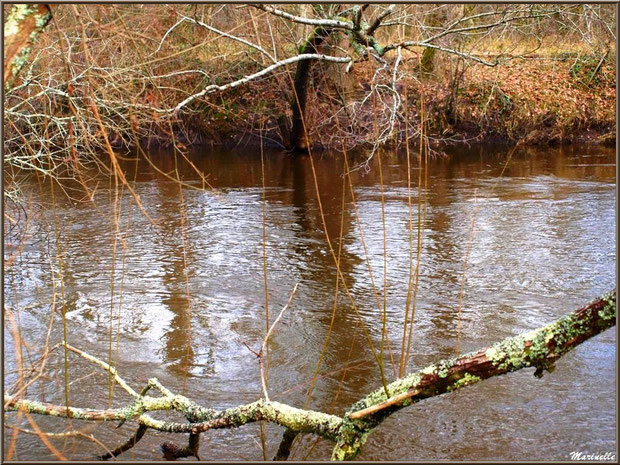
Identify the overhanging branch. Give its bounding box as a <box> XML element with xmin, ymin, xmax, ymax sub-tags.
<box><xmin>172</xmin><ymin>53</ymin><xmax>351</xmax><ymax>114</ymax></box>
<box><xmin>4</xmin><ymin>291</ymin><xmax>615</xmax><ymax>461</ymax></box>
<box><xmin>255</xmin><ymin>4</ymin><xmax>354</xmax><ymax>30</ymax></box>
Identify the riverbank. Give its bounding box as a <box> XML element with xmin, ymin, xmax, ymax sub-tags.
<box><xmin>5</xmin><ymin>15</ymin><xmax>616</xmax><ymax>161</ymax></box>
<box><xmin>156</xmin><ymin>52</ymin><xmax>615</xmax><ymax>151</ymax></box>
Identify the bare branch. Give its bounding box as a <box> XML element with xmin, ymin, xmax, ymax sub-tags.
<box><xmin>424</xmin><ymin>7</ymin><xmax>578</xmax><ymax>43</ymax></box>
<box><xmin>365</xmin><ymin>4</ymin><xmax>396</xmax><ymax>36</ymax></box>
<box><xmin>63</xmin><ymin>343</ymin><xmax>138</xmax><ymax>398</ymax></box>
<box><xmin>179</xmin><ymin>15</ymin><xmax>276</xmax><ymax>63</ymax></box>
<box><xmin>383</xmin><ymin>41</ymin><xmax>499</xmax><ymax>66</ymax></box>
<box><xmin>259</xmin><ymin>283</ymin><xmax>299</xmax><ymax>401</ymax></box>
<box><xmin>255</xmin><ymin>4</ymin><xmax>354</xmax><ymax>30</ymax></box>
<box><xmin>99</xmin><ymin>424</ymin><xmax>148</xmax><ymax>460</ymax></box>
<box><xmin>173</xmin><ymin>53</ymin><xmax>351</xmax><ymax>114</ymax></box>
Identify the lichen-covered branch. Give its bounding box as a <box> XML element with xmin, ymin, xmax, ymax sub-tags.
<box><xmin>3</xmin><ymin>390</ymin><xmax>343</xmax><ymax>437</ymax></box>
<box><xmin>172</xmin><ymin>53</ymin><xmax>351</xmax><ymax>115</ymax></box>
<box><xmin>333</xmin><ymin>289</ymin><xmax>616</xmax><ymax>459</ymax></box>
<box><xmin>255</xmin><ymin>4</ymin><xmax>354</xmax><ymax>30</ymax></box>
<box><xmin>4</xmin><ymin>291</ymin><xmax>615</xmax><ymax>461</ymax></box>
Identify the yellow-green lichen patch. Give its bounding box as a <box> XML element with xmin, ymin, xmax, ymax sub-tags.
<box><xmin>484</xmin><ymin>346</ymin><xmax>505</xmax><ymax>364</ymax></box>
<box><xmin>331</xmin><ymin>422</ymin><xmax>370</xmax><ymax>461</ymax></box>
<box><xmin>11</xmin><ymin>47</ymin><xmax>30</xmax><ymax>76</ymax></box>
<box><xmin>34</xmin><ymin>10</ymin><xmax>52</xmax><ymax>30</ymax></box>
<box><xmin>435</xmin><ymin>359</ymin><xmax>453</xmax><ymax>378</ymax></box>
<box><xmin>347</xmin><ymin>372</ymin><xmax>428</xmax><ymax>419</ymax></box>
<box><xmin>421</xmin><ymin>364</ymin><xmax>437</xmax><ymax>375</ymax></box>
<box><xmin>447</xmin><ymin>373</ymin><xmax>481</xmax><ymax>392</ymax></box>
<box><xmin>4</xmin><ymin>4</ymin><xmax>35</xmax><ymax>37</ymax></box>
<box><xmin>598</xmin><ymin>293</ymin><xmax>616</xmax><ymax>321</ymax></box>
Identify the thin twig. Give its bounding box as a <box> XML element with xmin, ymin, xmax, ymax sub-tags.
<box><xmin>259</xmin><ymin>283</ymin><xmax>299</xmax><ymax>401</ymax></box>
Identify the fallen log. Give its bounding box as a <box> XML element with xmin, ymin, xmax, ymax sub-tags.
<box><xmin>4</xmin><ymin>290</ymin><xmax>615</xmax><ymax>461</ymax></box>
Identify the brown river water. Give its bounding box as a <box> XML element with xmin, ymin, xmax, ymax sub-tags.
<box><xmin>3</xmin><ymin>144</ymin><xmax>616</xmax><ymax>461</ymax></box>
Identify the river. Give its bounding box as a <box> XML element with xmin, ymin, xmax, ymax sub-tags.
<box><xmin>3</xmin><ymin>144</ymin><xmax>616</xmax><ymax>460</ymax></box>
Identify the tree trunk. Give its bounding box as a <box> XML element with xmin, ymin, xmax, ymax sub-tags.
<box><xmin>289</xmin><ymin>27</ymin><xmax>332</xmax><ymax>152</ymax></box>
<box><xmin>3</xmin><ymin>4</ymin><xmax>53</xmax><ymax>89</ymax></box>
